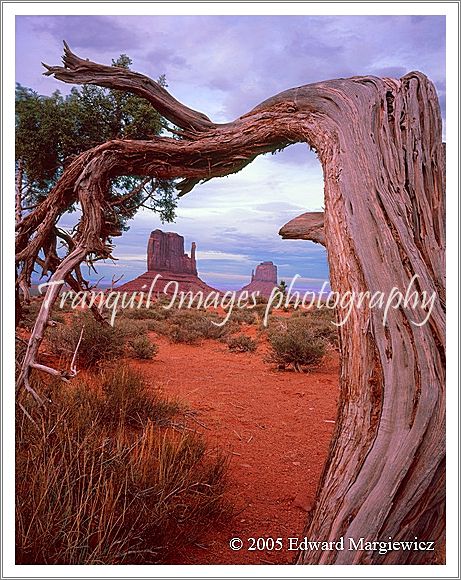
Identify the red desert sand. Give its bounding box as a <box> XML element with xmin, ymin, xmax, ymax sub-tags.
<box><xmin>131</xmin><ymin>326</ymin><xmax>339</xmax><ymax>565</ymax></box>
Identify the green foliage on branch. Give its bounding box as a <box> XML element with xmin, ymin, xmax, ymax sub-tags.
<box><xmin>15</xmin><ymin>55</ymin><xmax>177</xmax><ymax>228</ymax></box>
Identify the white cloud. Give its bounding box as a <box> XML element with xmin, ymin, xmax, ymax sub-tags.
<box><xmin>197</xmin><ymin>251</ymin><xmax>251</xmax><ymax>262</ymax></box>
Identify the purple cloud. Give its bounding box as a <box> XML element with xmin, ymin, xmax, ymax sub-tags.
<box><xmin>16</xmin><ymin>15</ymin><xmax>445</xmax><ymax>288</ymax></box>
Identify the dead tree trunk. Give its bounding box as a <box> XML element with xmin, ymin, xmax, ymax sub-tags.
<box><xmin>16</xmin><ymin>46</ymin><xmax>445</xmax><ymax>564</ymax></box>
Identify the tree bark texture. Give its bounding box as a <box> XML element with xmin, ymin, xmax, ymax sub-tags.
<box><xmin>17</xmin><ymin>45</ymin><xmax>445</xmax><ymax>564</ymax></box>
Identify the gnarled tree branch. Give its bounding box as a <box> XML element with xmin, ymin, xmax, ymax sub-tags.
<box><xmin>42</xmin><ymin>41</ymin><xmax>216</xmax><ymax>133</ymax></box>
<box><xmin>16</xmin><ymin>44</ymin><xmax>445</xmax><ymax>565</ymax></box>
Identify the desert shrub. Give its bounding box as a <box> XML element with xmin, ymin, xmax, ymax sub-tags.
<box><xmin>267</xmin><ymin>317</ymin><xmax>326</xmax><ymax>371</ymax></box>
<box><xmin>309</xmin><ymin>309</ymin><xmax>339</xmax><ymax>348</ymax></box>
<box><xmin>166</xmin><ymin>310</ymin><xmax>231</xmax><ymax>344</ymax></box>
<box><xmin>129</xmin><ymin>335</ymin><xmax>158</xmax><ymax>360</ymax></box>
<box><xmin>121</xmin><ymin>305</ymin><xmax>172</xmax><ymax>321</ymax></box>
<box><xmin>203</xmin><ymin>311</ymin><xmax>236</xmax><ymax>338</ymax></box>
<box><xmin>228</xmin><ymin>308</ymin><xmax>256</xmax><ymax>325</ymax></box>
<box><xmin>19</xmin><ymin>298</ymin><xmax>70</xmax><ymax>330</ymax></box>
<box><xmin>144</xmin><ymin>319</ymin><xmax>168</xmax><ymax>333</ymax></box>
<box><xmin>116</xmin><ymin>317</ymin><xmax>150</xmax><ymax>338</ymax></box>
<box><xmin>16</xmin><ymin>373</ymin><xmax>229</xmax><ymax>564</ymax></box>
<box><xmin>52</xmin><ymin>312</ymin><xmax>66</xmax><ymax>324</ymax></box>
<box><xmin>227</xmin><ymin>334</ymin><xmax>257</xmax><ymax>353</ymax></box>
<box><xmin>293</xmin><ymin>307</ymin><xmax>339</xmax><ymax>348</ymax></box>
<box><xmin>18</xmin><ymin>300</ymin><xmax>43</xmax><ymax>330</ymax></box>
<box><xmin>15</xmin><ymin>337</ymin><xmax>28</xmax><ymax>379</ymax></box>
<box><xmin>49</xmin><ymin>312</ymin><xmax>129</xmax><ymax>368</ymax></box>
<box><xmin>253</xmin><ymin>302</ymin><xmax>269</xmax><ymax>319</ymax></box>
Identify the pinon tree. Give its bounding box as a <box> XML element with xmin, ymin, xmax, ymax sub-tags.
<box><xmin>15</xmin><ymin>55</ymin><xmax>176</xmax><ymax>309</ymax></box>
<box><xmin>16</xmin><ymin>44</ymin><xmax>445</xmax><ymax>564</ymax></box>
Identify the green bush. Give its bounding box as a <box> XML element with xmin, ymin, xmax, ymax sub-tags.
<box><xmin>16</xmin><ymin>372</ymin><xmax>230</xmax><ymax>564</ymax></box>
<box><xmin>166</xmin><ymin>310</ymin><xmax>231</xmax><ymax>344</ymax></box>
<box><xmin>267</xmin><ymin>317</ymin><xmax>326</xmax><ymax>372</ymax></box>
<box><xmin>228</xmin><ymin>308</ymin><xmax>256</xmax><ymax>325</ymax></box>
<box><xmin>49</xmin><ymin>312</ymin><xmax>130</xmax><ymax>368</ymax></box>
<box><xmin>293</xmin><ymin>307</ymin><xmax>339</xmax><ymax>348</ymax></box>
<box><xmin>129</xmin><ymin>335</ymin><xmax>158</xmax><ymax>360</ymax></box>
<box><xmin>227</xmin><ymin>334</ymin><xmax>257</xmax><ymax>353</ymax></box>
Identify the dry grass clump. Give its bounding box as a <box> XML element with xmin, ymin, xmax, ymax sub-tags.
<box><xmin>99</xmin><ymin>367</ymin><xmax>180</xmax><ymax>427</ymax></box>
<box><xmin>16</xmin><ymin>369</ymin><xmax>230</xmax><ymax>564</ymax></box>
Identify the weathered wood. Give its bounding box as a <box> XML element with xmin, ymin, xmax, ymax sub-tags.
<box><xmin>43</xmin><ymin>42</ymin><xmax>216</xmax><ymax>133</ymax></box>
<box><xmin>16</xmin><ymin>46</ymin><xmax>445</xmax><ymax>564</ymax></box>
<box><xmin>279</xmin><ymin>211</ymin><xmax>325</xmax><ymax>245</ymax></box>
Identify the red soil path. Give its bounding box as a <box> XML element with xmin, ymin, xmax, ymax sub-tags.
<box><xmin>132</xmin><ymin>327</ymin><xmax>339</xmax><ymax>565</ymax></box>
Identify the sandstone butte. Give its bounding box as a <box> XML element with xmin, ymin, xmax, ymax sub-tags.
<box><xmin>240</xmin><ymin>261</ymin><xmax>278</xmax><ymax>298</ymax></box>
<box><xmin>116</xmin><ymin>229</ymin><xmax>217</xmax><ymax>295</ymax></box>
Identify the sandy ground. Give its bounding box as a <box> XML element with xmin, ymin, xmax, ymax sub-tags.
<box><xmin>131</xmin><ymin>327</ymin><xmax>339</xmax><ymax>565</ymax></box>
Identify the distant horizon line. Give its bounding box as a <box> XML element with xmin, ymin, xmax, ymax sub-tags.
<box><xmin>29</xmin><ymin>278</ymin><xmax>332</xmax><ymax>295</ymax></box>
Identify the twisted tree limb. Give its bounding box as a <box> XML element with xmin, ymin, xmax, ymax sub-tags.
<box><xmin>43</xmin><ymin>41</ymin><xmax>216</xmax><ymax>133</ymax></box>
<box><xmin>16</xmin><ymin>45</ymin><xmax>445</xmax><ymax>564</ymax></box>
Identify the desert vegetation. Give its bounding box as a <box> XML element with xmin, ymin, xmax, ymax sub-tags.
<box><xmin>227</xmin><ymin>334</ymin><xmax>257</xmax><ymax>353</ymax></box>
<box><xmin>266</xmin><ymin>317</ymin><xmax>327</xmax><ymax>372</ymax></box>
<box><xmin>14</xmin><ymin>38</ymin><xmax>445</xmax><ymax>566</ymax></box>
<box><xmin>16</xmin><ymin>369</ymin><xmax>230</xmax><ymax>564</ymax></box>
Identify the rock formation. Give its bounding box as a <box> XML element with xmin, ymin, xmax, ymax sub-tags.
<box><xmin>279</xmin><ymin>212</ymin><xmax>325</xmax><ymax>246</ymax></box>
<box><xmin>147</xmin><ymin>230</ymin><xmax>197</xmax><ymax>274</ymax></box>
<box><xmin>117</xmin><ymin>229</ymin><xmax>216</xmax><ymax>295</ymax></box>
<box><xmin>240</xmin><ymin>261</ymin><xmax>278</xmax><ymax>298</ymax></box>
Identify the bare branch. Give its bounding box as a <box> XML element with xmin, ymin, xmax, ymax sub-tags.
<box><xmin>43</xmin><ymin>41</ymin><xmax>217</xmax><ymax>133</ymax></box>
<box><xmin>30</xmin><ymin>363</ymin><xmax>70</xmax><ymax>381</ymax></box>
<box><xmin>110</xmin><ymin>273</ymin><xmax>124</xmax><ymax>290</ymax></box>
<box><xmin>69</xmin><ymin>326</ymin><xmax>84</xmax><ymax>377</ymax></box>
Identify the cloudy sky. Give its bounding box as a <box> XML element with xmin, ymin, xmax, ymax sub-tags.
<box><xmin>16</xmin><ymin>15</ymin><xmax>446</xmax><ymax>291</ymax></box>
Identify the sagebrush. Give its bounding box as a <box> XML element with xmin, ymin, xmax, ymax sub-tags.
<box><xmin>267</xmin><ymin>317</ymin><xmax>326</xmax><ymax>371</ymax></box>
